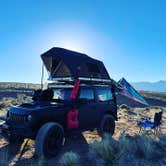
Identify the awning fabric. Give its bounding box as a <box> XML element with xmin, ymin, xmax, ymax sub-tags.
<box><xmin>118</xmin><ymin>78</ymin><xmax>149</xmax><ymax>106</ymax></box>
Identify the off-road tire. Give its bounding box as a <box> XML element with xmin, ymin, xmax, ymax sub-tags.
<box><xmin>35</xmin><ymin>122</ymin><xmax>64</xmax><ymax>158</ymax></box>
<box><xmin>98</xmin><ymin>114</ymin><xmax>115</xmax><ymax>137</ymax></box>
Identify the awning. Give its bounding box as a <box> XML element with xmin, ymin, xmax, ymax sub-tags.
<box><xmin>118</xmin><ymin>78</ymin><xmax>149</xmax><ymax>106</ymax></box>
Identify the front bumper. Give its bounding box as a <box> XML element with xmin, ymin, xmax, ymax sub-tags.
<box><xmin>0</xmin><ymin>122</ymin><xmax>12</xmax><ymax>140</ymax></box>
<box><xmin>0</xmin><ymin>121</ymin><xmax>36</xmax><ymax>139</ymax></box>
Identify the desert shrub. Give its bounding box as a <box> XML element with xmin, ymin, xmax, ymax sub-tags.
<box><xmin>59</xmin><ymin>151</ymin><xmax>80</xmax><ymax>166</ymax></box>
<box><xmin>116</xmin><ymin>153</ymin><xmax>139</xmax><ymax>166</ymax></box>
<box><xmin>152</xmin><ymin>135</ymin><xmax>166</xmax><ymax>161</ymax></box>
<box><xmin>0</xmin><ymin>96</ymin><xmax>32</xmax><ymax>111</ymax></box>
<box><xmin>0</xmin><ymin>102</ymin><xmax>6</xmax><ymax>109</ymax></box>
<box><xmin>89</xmin><ymin>134</ymin><xmax>124</xmax><ymax>165</ymax></box>
<box><xmin>119</xmin><ymin>104</ymin><xmax>130</xmax><ymax>110</ymax></box>
<box><xmin>1</xmin><ymin>97</ymin><xmax>14</xmax><ymax>108</ymax></box>
<box><xmin>89</xmin><ymin>134</ymin><xmax>166</xmax><ymax>166</ymax></box>
<box><xmin>38</xmin><ymin>156</ymin><xmax>48</xmax><ymax>166</ymax></box>
<box><xmin>145</xmin><ymin>107</ymin><xmax>150</xmax><ymax>111</ymax></box>
<box><xmin>150</xmin><ymin>106</ymin><xmax>160</xmax><ymax>110</ymax></box>
<box><xmin>123</xmin><ymin>135</ymin><xmax>155</xmax><ymax>159</ymax></box>
<box><xmin>133</xmin><ymin>107</ymin><xmax>145</xmax><ymax>113</ymax></box>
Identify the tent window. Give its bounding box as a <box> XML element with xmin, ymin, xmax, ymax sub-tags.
<box><xmin>52</xmin><ymin>61</ymin><xmax>71</xmax><ymax>77</ymax></box>
<box><xmin>51</xmin><ymin>58</ymin><xmax>59</xmax><ymax>74</ymax></box>
<box><xmin>86</xmin><ymin>63</ymin><xmax>100</xmax><ymax>73</ymax></box>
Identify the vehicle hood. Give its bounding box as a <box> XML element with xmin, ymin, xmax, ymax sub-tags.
<box><xmin>9</xmin><ymin>101</ymin><xmax>68</xmax><ymax>115</ymax></box>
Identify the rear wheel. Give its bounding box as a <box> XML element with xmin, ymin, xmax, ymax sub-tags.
<box><xmin>98</xmin><ymin>114</ymin><xmax>115</xmax><ymax>137</ymax></box>
<box><xmin>35</xmin><ymin>122</ymin><xmax>64</xmax><ymax>158</ymax></box>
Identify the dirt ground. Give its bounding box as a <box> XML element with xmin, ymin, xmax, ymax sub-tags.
<box><xmin>0</xmin><ymin>108</ymin><xmax>166</xmax><ymax>166</ymax></box>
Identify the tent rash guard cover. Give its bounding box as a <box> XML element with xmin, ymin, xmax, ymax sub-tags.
<box><xmin>41</xmin><ymin>47</ymin><xmax>110</xmax><ymax>80</ymax></box>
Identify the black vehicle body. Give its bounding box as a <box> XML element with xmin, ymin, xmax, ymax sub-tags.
<box><xmin>0</xmin><ymin>47</ymin><xmax>118</xmax><ymax>157</ymax></box>
<box><xmin>0</xmin><ymin>84</ymin><xmax>117</xmax><ymax>140</ymax></box>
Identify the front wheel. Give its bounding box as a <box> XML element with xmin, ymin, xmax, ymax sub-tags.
<box><xmin>98</xmin><ymin>114</ymin><xmax>115</xmax><ymax>137</ymax></box>
<box><xmin>35</xmin><ymin>122</ymin><xmax>64</xmax><ymax>158</ymax></box>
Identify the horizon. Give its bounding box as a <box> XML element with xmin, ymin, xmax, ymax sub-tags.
<box><xmin>0</xmin><ymin>0</ymin><xmax>166</xmax><ymax>83</ymax></box>
<box><xmin>0</xmin><ymin>79</ymin><xmax>166</xmax><ymax>84</ymax></box>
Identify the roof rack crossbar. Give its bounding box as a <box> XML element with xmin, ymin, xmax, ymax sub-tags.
<box><xmin>48</xmin><ymin>77</ymin><xmax>112</xmax><ymax>82</ymax></box>
<box><xmin>78</xmin><ymin>77</ymin><xmax>111</xmax><ymax>83</ymax></box>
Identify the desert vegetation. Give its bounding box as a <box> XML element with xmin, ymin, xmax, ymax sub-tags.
<box><xmin>0</xmin><ymin>105</ymin><xmax>165</xmax><ymax>166</ymax></box>
<box><xmin>59</xmin><ymin>151</ymin><xmax>80</xmax><ymax>166</ymax></box>
<box><xmin>0</xmin><ymin>83</ymin><xmax>166</xmax><ymax>165</ymax></box>
<box><xmin>0</xmin><ymin>95</ymin><xmax>32</xmax><ymax>118</ymax></box>
<box><xmin>88</xmin><ymin>134</ymin><xmax>166</xmax><ymax>166</ymax></box>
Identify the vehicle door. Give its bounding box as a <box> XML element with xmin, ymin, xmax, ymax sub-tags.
<box><xmin>95</xmin><ymin>86</ymin><xmax>116</xmax><ymax>122</ymax></box>
<box><xmin>77</xmin><ymin>87</ymin><xmax>97</xmax><ymax>130</ymax></box>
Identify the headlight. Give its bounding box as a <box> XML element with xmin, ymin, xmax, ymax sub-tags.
<box><xmin>27</xmin><ymin>115</ymin><xmax>33</xmax><ymax>121</ymax></box>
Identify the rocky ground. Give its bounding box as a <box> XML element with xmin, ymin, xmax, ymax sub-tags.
<box><xmin>0</xmin><ymin>107</ymin><xmax>165</xmax><ymax>166</ymax></box>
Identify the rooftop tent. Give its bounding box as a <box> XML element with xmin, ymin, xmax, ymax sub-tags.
<box><xmin>41</xmin><ymin>47</ymin><xmax>110</xmax><ymax>80</ymax></box>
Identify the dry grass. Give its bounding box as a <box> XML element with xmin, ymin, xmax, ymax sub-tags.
<box><xmin>88</xmin><ymin>134</ymin><xmax>166</xmax><ymax>166</ymax></box>
<box><xmin>0</xmin><ymin>93</ymin><xmax>166</xmax><ymax>166</ymax></box>
<box><xmin>0</xmin><ymin>96</ymin><xmax>32</xmax><ymax>117</ymax></box>
<box><xmin>59</xmin><ymin>151</ymin><xmax>80</xmax><ymax>166</ymax></box>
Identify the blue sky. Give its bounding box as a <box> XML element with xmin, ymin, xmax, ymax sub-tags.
<box><xmin>0</xmin><ymin>0</ymin><xmax>165</xmax><ymax>83</ymax></box>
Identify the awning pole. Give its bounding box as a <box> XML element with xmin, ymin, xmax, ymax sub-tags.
<box><xmin>41</xmin><ymin>62</ymin><xmax>44</xmax><ymax>89</ymax></box>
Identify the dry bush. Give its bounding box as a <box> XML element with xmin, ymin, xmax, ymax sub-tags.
<box><xmin>38</xmin><ymin>156</ymin><xmax>48</xmax><ymax>166</ymax></box>
<box><xmin>89</xmin><ymin>134</ymin><xmax>124</xmax><ymax>165</ymax></box>
<box><xmin>119</xmin><ymin>104</ymin><xmax>130</xmax><ymax>110</ymax></box>
<box><xmin>0</xmin><ymin>96</ymin><xmax>32</xmax><ymax>117</ymax></box>
<box><xmin>89</xmin><ymin>134</ymin><xmax>166</xmax><ymax>166</ymax></box>
<box><xmin>122</xmin><ymin>135</ymin><xmax>155</xmax><ymax>159</ymax></box>
<box><xmin>16</xmin><ymin>94</ymin><xmax>32</xmax><ymax>105</ymax></box>
<box><xmin>59</xmin><ymin>151</ymin><xmax>80</xmax><ymax>166</ymax></box>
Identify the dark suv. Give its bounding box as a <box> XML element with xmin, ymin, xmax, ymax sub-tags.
<box><xmin>0</xmin><ymin>47</ymin><xmax>118</xmax><ymax>158</ymax></box>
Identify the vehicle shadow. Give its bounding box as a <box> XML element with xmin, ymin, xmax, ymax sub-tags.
<box><xmin>0</xmin><ymin>132</ymin><xmax>94</xmax><ymax>166</ymax></box>
<box><xmin>0</xmin><ymin>139</ymin><xmax>23</xmax><ymax>166</ymax></box>
<box><xmin>49</xmin><ymin>134</ymin><xmax>91</xmax><ymax>165</ymax></box>
<box><xmin>12</xmin><ymin>133</ymin><xmax>91</xmax><ymax>166</ymax></box>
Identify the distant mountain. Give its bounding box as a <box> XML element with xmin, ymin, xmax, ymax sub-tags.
<box><xmin>0</xmin><ymin>82</ymin><xmax>40</xmax><ymax>89</ymax></box>
<box><xmin>0</xmin><ymin>82</ymin><xmax>41</xmax><ymax>99</ymax></box>
<box><xmin>131</xmin><ymin>80</ymin><xmax>166</xmax><ymax>92</ymax></box>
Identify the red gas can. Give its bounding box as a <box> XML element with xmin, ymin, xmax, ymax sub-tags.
<box><xmin>66</xmin><ymin>110</ymin><xmax>79</xmax><ymax>129</ymax></box>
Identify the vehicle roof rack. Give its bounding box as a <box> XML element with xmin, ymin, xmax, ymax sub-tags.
<box><xmin>48</xmin><ymin>76</ymin><xmax>113</xmax><ymax>86</ymax></box>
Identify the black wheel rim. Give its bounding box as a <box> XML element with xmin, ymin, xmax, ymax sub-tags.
<box><xmin>45</xmin><ymin>127</ymin><xmax>63</xmax><ymax>156</ymax></box>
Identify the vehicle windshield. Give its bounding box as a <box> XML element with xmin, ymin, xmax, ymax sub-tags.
<box><xmin>52</xmin><ymin>88</ymin><xmax>72</xmax><ymax>102</ymax></box>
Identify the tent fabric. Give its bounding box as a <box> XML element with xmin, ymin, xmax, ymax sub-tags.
<box><xmin>118</xmin><ymin>78</ymin><xmax>149</xmax><ymax>106</ymax></box>
<box><xmin>41</xmin><ymin>47</ymin><xmax>110</xmax><ymax>80</ymax></box>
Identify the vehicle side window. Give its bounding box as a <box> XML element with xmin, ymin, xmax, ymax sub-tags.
<box><xmin>79</xmin><ymin>88</ymin><xmax>94</xmax><ymax>101</ymax></box>
<box><xmin>96</xmin><ymin>88</ymin><xmax>113</xmax><ymax>102</ymax></box>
